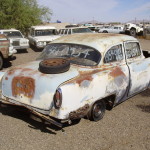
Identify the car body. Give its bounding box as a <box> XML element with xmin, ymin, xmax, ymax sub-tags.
<box><xmin>28</xmin><ymin>26</ymin><xmax>61</xmax><ymax>49</ymax></box>
<box><xmin>99</xmin><ymin>26</ymin><xmax>124</xmax><ymax>34</ymax></box>
<box><xmin>0</xmin><ymin>29</ymin><xmax>29</xmax><ymax>50</ymax></box>
<box><xmin>143</xmin><ymin>26</ymin><xmax>150</xmax><ymax>40</ymax></box>
<box><xmin>0</xmin><ymin>33</ymin><xmax>150</xmax><ymax>128</ymax></box>
<box><xmin>124</xmin><ymin>23</ymin><xmax>143</xmax><ymax>36</ymax></box>
<box><xmin>59</xmin><ymin>27</ymin><xmax>92</xmax><ymax>36</ymax></box>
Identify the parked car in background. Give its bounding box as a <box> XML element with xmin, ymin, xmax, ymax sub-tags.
<box><xmin>0</xmin><ymin>33</ymin><xmax>149</xmax><ymax>128</ymax></box>
<box><xmin>98</xmin><ymin>26</ymin><xmax>124</xmax><ymax>34</ymax></box>
<box><xmin>0</xmin><ymin>29</ymin><xmax>29</xmax><ymax>51</ymax></box>
<box><xmin>143</xmin><ymin>26</ymin><xmax>150</xmax><ymax>40</ymax></box>
<box><xmin>28</xmin><ymin>26</ymin><xmax>61</xmax><ymax>49</ymax></box>
<box><xmin>124</xmin><ymin>23</ymin><xmax>143</xmax><ymax>36</ymax></box>
<box><xmin>59</xmin><ymin>27</ymin><xmax>92</xmax><ymax>35</ymax></box>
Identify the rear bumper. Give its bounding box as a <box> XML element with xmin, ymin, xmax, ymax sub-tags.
<box><xmin>0</xmin><ymin>97</ymin><xmax>63</xmax><ymax>128</ymax></box>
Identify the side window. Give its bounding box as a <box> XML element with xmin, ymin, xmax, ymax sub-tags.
<box><xmin>125</xmin><ymin>42</ymin><xmax>141</xmax><ymax>59</ymax></box>
<box><xmin>104</xmin><ymin>44</ymin><xmax>124</xmax><ymax>63</ymax></box>
<box><xmin>60</xmin><ymin>29</ymin><xmax>65</xmax><ymax>34</ymax></box>
<box><xmin>68</xmin><ymin>29</ymin><xmax>71</xmax><ymax>34</ymax></box>
<box><xmin>64</xmin><ymin>29</ymin><xmax>68</xmax><ymax>34</ymax></box>
<box><xmin>59</xmin><ymin>29</ymin><xmax>62</xmax><ymax>34</ymax></box>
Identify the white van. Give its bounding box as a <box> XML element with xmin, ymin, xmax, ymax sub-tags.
<box><xmin>59</xmin><ymin>27</ymin><xmax>92</xmax><ymax>35</ymax></box>
<box><xmin>28</xmin><ymin>26</ymin><xmax>61</xmax><ymax>49</ymax></box>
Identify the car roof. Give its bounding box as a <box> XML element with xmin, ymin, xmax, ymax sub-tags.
<box><xmin>51</xmin><ymin>33</ymin><xmax>138</xmax><ymax>53</ymax></box>
<box><xmin>0</xmin><ymin>29</ymin><xmax>19</xmax><ymax>32</ymax></box>
<box><xmin>59</xmin><ymin>27</ymin><xmax>90</xmax><ymax>30</ymax></box>
<box><xmin>31</xmin><ymin>26</ymin><xmax>56</xmax><ymax>30</ymax></box>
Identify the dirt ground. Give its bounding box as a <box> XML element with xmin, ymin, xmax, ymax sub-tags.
<box><xmin>0</xmin><ymin>38</ymin><xmax>149</xmax><ymax>150</ymax></box>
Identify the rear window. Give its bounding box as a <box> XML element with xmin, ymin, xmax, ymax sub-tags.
<box><xmin>72</xmin><ymin>28</ymin><xmax>92</xmax><ymax>33</ymax></box>
<box><xmin>37</xmin><ymin>43</ymin><xmax>101</xmax><ymax>66</ymax></box>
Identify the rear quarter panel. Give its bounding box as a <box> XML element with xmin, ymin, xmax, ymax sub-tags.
<box><xmin>51</xmin><ymin>62</ymin><xmax>129</xmax><ymax>119</ymax></box>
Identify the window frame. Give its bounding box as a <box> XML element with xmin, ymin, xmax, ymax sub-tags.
<box><xmin>64</xmin><ymin>29</ymin><xmax>68</xmax><ymax>35</ymax></box>
<box><xmin>124</xmin><ymin>41</ymin><xmax>141</xmax><ymax>59</ymax></box>
<box><xmin>37</xmin><ymin>43</ymin><xmax>102</xmax><ymax>66</ymax></box>
<box><xmin>103</xmin><ymin>44</ymin><xmax>124</xmax><ymax>64</ymax></box>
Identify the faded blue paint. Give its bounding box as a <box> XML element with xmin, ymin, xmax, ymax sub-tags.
<box><xmin>132</xmin><ymin>59</ymin><xmax>150</xmax><ymax>72</ymax></box>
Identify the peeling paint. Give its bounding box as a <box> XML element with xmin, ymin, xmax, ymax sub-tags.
<box><xmin>109</xmin><ymin>67</ymin><xmax>125</xmax><ymax>78</ymax></box>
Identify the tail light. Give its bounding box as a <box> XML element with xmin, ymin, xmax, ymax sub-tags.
<box><xmin>53</xmin><ymin>88</ymin><xmax>62</xmax><ymax>109</ymax></box>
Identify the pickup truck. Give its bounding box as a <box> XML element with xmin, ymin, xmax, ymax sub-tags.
<box><xmin>98</xmin><ymin>26</ymin><xmax>124</xmax><ymax>34</ymax></box>
<box><xmin>124</xmin><ymin>23</ymin><xmax>143</xmax><ymax>36</ymax></box>
<box><xmin>0</xmin><ymin>33</ymin><xmax>149</xmax><ymax>128</ymax></box>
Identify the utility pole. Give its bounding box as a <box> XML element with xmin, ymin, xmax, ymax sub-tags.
<box><xmin>93</xmin><ymin>17</ymin><xmax>94</xmax><ymax>25</ymax></box>
<box><xmin>135</xmin><ymin>17</ymin><xmax>136</xmax><ymax>24</ymax></box>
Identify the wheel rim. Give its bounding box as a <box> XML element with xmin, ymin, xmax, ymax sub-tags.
<box><xmin>93</xmin><ymin>103</ymin><xmax>103</xmax><ymax>119</ymax></box>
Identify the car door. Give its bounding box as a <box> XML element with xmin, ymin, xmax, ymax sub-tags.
<box><xmin>113</xmin><ymin>27</ymin><xmax>119</xmax><ymax>33</ymax></box>
<box><xmin>124</xmin><ymin>41</ymin><xmax>150</xmax><ymax>96</ymax></box>
<box><xmin>103</xmin><ymin>44</ymin><xmax>130</xmax><ymax>103</ymax></box>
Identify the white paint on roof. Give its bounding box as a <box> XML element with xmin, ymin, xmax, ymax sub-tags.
<box><xmin>31</xmin><ymin>26</ymin><xmax>56</xmax><ymax>30</ymax></box>
<box><xmin>52</xmin><ymin>33</ymin><xmax>138</xmax><ymax>53</ymax></box>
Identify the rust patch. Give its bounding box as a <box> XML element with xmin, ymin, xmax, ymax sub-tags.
<box><xmin>76</xmin><ymin>75</ymin><xmax>93</xmax><ymax>85</ymax></box>
<box><xmin>21</xmin><ymin>68</ymin><xmax>33</xmax><ymax>72</ymax></box>
<box><xmin>7</xmin><ymin>68</ymin><xmax>16</xmax><ymax>76</ymax></box>
<box><xmin>75</xmin><ymin>69</ymin><xmax>104</xmax><ymax>85</ymax></box>
<box><xmin>64</xmin><ymin>66</ymin><xmax>112</xmax><ymax>86</ymax></box>
<box><xmin>7</xmin><ymin>68</ymin><xmax>34</xmax><ymax>76</ymax></box>
<box><xmin>69</xmin><ymin>104</ymin><xmax>90</xmax><ymax>119</ymax></box>
<box><xmin>12</xmin><ymin>76</ymin><xmax>35</xmax><ymax>99</ymax></box>
<box><xmin>109</xmin><ymin>67</ymin><xmax>125</xmax><ymax>78</ymax></box>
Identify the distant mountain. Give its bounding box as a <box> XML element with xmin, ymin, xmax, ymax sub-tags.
<box><xmin>78</xmin><ymin>20</ymin><xmax>103</xmax><ymax>24</ymax></box>
<box><xmin>127</xmin><ymin>19</ymin><xmax>150</xmax><ymax>24</ymax></box>
<box><xmin>78</xmin><ymin>19</ymin><xmax>150</xmax><ymax>25</ymax></box>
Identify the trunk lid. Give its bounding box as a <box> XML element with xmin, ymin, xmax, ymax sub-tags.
<box><xmin>2</xmin><ymin>61</ymin><xmax>79</xmax><ymax>110</ymax></box>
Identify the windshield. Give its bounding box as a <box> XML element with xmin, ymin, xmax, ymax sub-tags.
<box><xmin>35</xmin><ymin>29</ymin><xmax>58</xmax><ymax>36</ymax></box>
<box><xmin>72</xmin><ymin>28</ymin><xmax>92</xmax><ymax>33</ymax></box>
<box><xmin>37</xmin><ymin>44</ymin><xmax>101</xmax><ymax>66</ymax></box>
<box><xmin>4</xmin><ymin>31</ymin><xmax>23</xmax><ymax>38</ymax></box>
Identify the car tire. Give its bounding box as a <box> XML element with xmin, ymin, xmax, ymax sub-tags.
<box><xmin>103</xmin><ymin>30</ymin><xmax>108</xmax><ymax>33</ymax></box>
<box><xmin>130</xmin><ymin>28</ymin><xmax>136</xmax><ymax>37</ymax></box>
<box><xmin>88</xmin><ymin>100</ymin><xmax>106</xmax><ymax>121</ymax></box>
<box><xmin>0</xmin><ymin>55</ymin><xmax>3</xmax><ymax>70</ymax></box>
<box><xmin>39</xmin><ymin>58</ymin><xmax>70</xmax><ymax>74</ymax></box>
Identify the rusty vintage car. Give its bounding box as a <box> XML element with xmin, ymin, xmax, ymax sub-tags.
<box><xmin>0</xmin><ymin>33</ymin><xmax>150</xmax><ymax>128</ymax></box>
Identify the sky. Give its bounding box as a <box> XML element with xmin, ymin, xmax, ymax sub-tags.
<box><xmin>37</xmin><ymin>0</ymin><xmax>150</xmax><ymax>23</ymax></box>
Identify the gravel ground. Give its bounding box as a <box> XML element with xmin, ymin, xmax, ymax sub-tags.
<box><xmin>0</xmin><ymin>38</ymin><xmax>150</xmax><ymax>150</ymax></box>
